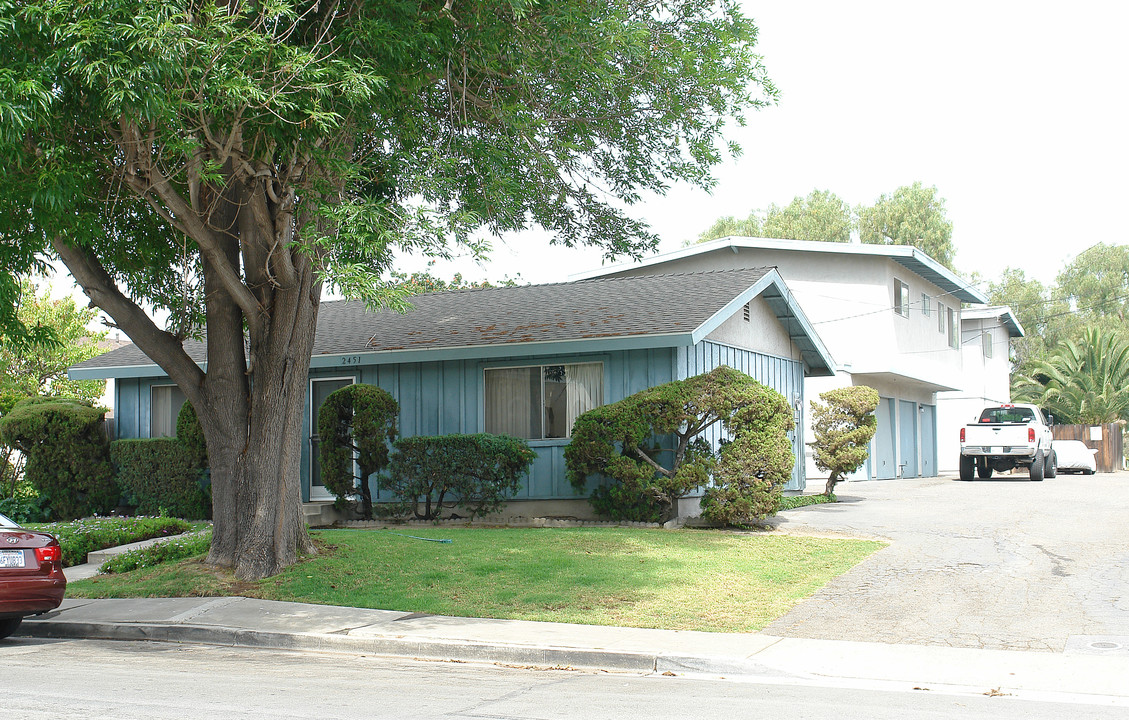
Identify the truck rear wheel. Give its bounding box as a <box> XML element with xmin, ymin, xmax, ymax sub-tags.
<box><xmin>1029</xmin><ymin>451</ymin><xmax>1045</xmax><ymax>481</ymax></box>
<box><xmin>1045</xmin><ymin>450</ymin><xmax>1057</xmax><ymax>478</ymax></box>
<box><xmin>959</xmin><ymin>455</ymin><xmax>975</xmax><ymax>481</ymax></box>
<box><xmin>977</xmin><ymin>460</ymin><xmax>993</xmax><ymax>479</ymax></box>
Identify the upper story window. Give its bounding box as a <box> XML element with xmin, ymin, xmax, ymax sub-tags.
<box><xmin>937</xmin><ymin>302</ymin><xmax>946</xmax><ymax>333</ymax></box>
<box><xmin>893</xmin><ymin>279</ymin><xmax>910</xmax><ymax>317</ymax></box>
<box><xmin>982</xmin><ymin>330</ymin><xmax>994</xmax><ymax>358</ymax></box>
<box><xmin>921</xmin><ymin>293</ymin><xmax>931</xmax><ymax>317</ymax></box>
<box><xmin>485</xmin><ymin>362</ymin><xmax>603</xmax><ymax>440</ymax></box>
<box><xmin>151</xmin><ymin>384</ymin><xmax>186</xmax><ymax>438</ymax></box>
<box><xmin>947</xmin><ymin>307</ymin><xmax>959</xmax><ymax>349</ymax></box>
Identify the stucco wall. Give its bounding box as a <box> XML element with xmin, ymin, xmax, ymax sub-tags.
<box><xmin>705</xmin><ymin>295</ymin><xmax>798</xmax><ymax>360</ymax></box>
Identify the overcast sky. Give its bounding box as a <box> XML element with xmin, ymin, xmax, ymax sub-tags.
<box><xmin>404</xmin><ymin>0</ymin><xmax>1129</xmax><ymax>290</ymax></box>
<box><xmin>48</xmin><ymin>1</ymin><xmax>1129</xmax><ymax>307</ymax></box>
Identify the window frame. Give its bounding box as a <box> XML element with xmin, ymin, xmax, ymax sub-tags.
<box><xmin>921</xmin><ymin>292</ymin><xmax>931</xmax><ymax>317</ymax></box>
<box><xmin>937</xmin><ymin>302</ymin><xmax>946</xmax><ymax>333</ymax></box>
<box><xmin>309</xmin><ymin>375</ymin><xmax>357</xmax><ymax>498</ymax></box>
<box><xmin>149</xmin><ymin>383</ymin><xmax>186</xmax><ymax>438</ymax></box>
<box><xmin>482</xmin><ymin>360</ymin><xmax>604</xmax><ymax>442</ymax></box>
<box><xmin>982</xmin><ymin>330</ymin><xmax>994</xmax><ymax>358</ymax></box>
<box><xmin>893</xmin><ymin>278</ymin><xmax>910</xmax><ymax>318</ymax></box>
<box><xmin>946</xmin><ymin>306</ymin><xmax>959</xmax><ymax>349</ymax></box>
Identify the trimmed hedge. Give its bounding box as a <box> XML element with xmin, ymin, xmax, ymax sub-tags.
<box><xmin>110</xmin><ymin>438</ymin><xmax>211</xmax><ymax>520</ymax></box>
<box><xmin>385</xmin><ymin>434</ymin><xmax>535</xmax><ymax>520</ymax></box>
<box><xmin>176</xmin><ymin>401</ymin><xmax>208</xmax><ymax>469</ymax></box>
<box><xmin>0</xmin><ymin>397</ymin><xmax>118</xmax><ymax>520</ymax></box>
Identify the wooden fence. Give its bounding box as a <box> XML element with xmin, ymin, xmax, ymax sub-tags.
<box><xmin>1050</xmin><ymin>423</ymin><xmax>1125</xmax><ymax>473</ymax></box>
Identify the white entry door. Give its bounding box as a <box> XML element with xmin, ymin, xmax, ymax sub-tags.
<box><xmin>309</xmin><ymin>377</ymin><xmax>355</xmax><ymax>501</ymax></box>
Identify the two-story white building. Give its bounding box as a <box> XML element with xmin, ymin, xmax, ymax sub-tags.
<box><xmin>935</xmin><ymin>306</ymin><xmax>1025</xmax><ymax>473</ymax></box>
<box><xmin>573</xmin><ymin>237</ymin><xmax>990</xmax><ymax>481</ymax></box>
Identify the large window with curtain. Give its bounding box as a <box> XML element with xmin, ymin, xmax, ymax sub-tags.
<box><xmin>150</xmin><ymin>384</ymin><xmax>186</xmax><ymax>438</ymax></box>
<box><xmin>484</xmin><ymin>362</ymin><xmax>603</xmax><ymax>440</ymax></box>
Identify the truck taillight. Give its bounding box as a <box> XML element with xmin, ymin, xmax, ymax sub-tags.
<box><xmin>1028</xmin><ymin>428</ymin><xmax>1035</xmax><ymax>443</ymax></box>
<box><xmin>960</xmin><ymin>428</ymin><xmax>965</xmax><ymax>443</ymax></box>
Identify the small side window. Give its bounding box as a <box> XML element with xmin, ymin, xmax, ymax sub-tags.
<box><xmin>893</xmin><ymin>279</ymin><xmax>910</xmax><ymax>317</ymax></box>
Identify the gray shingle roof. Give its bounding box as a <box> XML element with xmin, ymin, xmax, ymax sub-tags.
<box><xmin>72</xmin><ymin>267</ymin><xmax>832</xmax><ymax>374</ymax></box>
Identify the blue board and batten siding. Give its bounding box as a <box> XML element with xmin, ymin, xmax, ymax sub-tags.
<box><xmin>676</xmin><ymin>340</ymin><xmax>807</xmax><ymax>492</ymax></box>
<box><xmin>115</xmin><ymin>339</ymin><xmax>807</xmax><ymax>504</ymax></box>
<box><xmin>303</xmin><ymin>347</ymin><xmax>680</xmax><ymax>503</ymax></box>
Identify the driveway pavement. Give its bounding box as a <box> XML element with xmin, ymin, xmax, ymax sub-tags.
<box><xmin>763</xmin><ymin>471</ymin><xmax>1129</xmax><ymax>653</ymax></box>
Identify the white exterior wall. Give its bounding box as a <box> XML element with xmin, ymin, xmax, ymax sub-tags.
<box><xmin>936</xmin><ymin>315</ymin><xmax>1016</xmax><ymax>472</ymax></box>
<box><xmin>705</xmin><ymin>295</ymin><xmax>800</xmax><ymax>361</ymax></box>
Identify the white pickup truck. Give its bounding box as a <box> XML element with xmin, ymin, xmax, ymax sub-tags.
<box><xmin>959</xmin><ymin>404</ymin><xmax>1056</xmax><ymax>481</ymax></box>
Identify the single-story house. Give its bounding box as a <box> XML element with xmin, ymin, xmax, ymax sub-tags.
<box><xmin>70</xmin><ymin>267</ymin><xmax>834</xmax><ymax>519</ymax></box>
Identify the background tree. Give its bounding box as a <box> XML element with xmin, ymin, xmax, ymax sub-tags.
<box><xmin>0</xmin><ymin>0</ymin><xmax>773</xmax><ymax>578</ymax></box>
<box><xmin>1055</xmin><ymin>243</ymin><xmax>1129</xmax><ymax>329</ymax></box>
<box><xmin>317</xmin><ymin>384</ymin><xmax>399</xmax><ymax>520</ymax></box>
<box><xmin>760</xmin><ymin>189</ymin><xmax>852</xmax><ymax>243</ymax></box>
<box><xmin>388</xmin><ymin>264</ymin><xmax>523</xmax><ymax>294</ymax></box>
<box><xmin>987</xmin><ymin>268</ymin><xmax>1069</xmax><ymax>376</ymax></box>
<box><xmin>694</xmin><ymin>214</ymin><xmax>763</xmax><ymax>244</ymax></box>
<box><xmin>0</xmin><ymin>280</ymin><xmax>108</xmax><ymax>405</ymax></box>
<box><xmin>857</xmin><ymin>182</ymin><xmax>955</xmax><ymax>268</ymax></box>
<box><xmin>1013</xmin><ymin>327</ymin><xmax>1129</xmax><ymax>424</ymax></box>
<box><xmin>693</xmin><ymin>189</ymin><xmax>852</xmax><ymax>245</ymax></box>
<box><xmin>808</xmin><ymin>385</ymin><xmax>879</xmax><ymax>496</ymax></box>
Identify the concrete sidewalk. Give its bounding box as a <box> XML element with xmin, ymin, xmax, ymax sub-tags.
<box><xmin>19</xmin><ymin>596</ymin><xmax>1129</xmax><ymax>706</ymax></box>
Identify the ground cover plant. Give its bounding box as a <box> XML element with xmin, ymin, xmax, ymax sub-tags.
<box><xmin>99</xmin><ymin>530</ymin><xmax>213</xmax><ymax>574</ymax></box>
<box><xmin>32</xmin><ymin>516</ymin><xmax>193</xmax><ymax>567</ymax></box>
<box><xmin>67</xmin><ymin>527</ymin><xmax>884</xmax><ymax>633</ymax></box>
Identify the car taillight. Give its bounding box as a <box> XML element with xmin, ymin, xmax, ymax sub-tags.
<box><xmin>960</xmin><ymin>428</ymin><xmax>965</xmax><ymax>443</ymax></box>
<box><xmin>1028</xmin><ymin>428</ymin><xmax>1035</xmax><ymax>443</ymax></box>
<box><xmin>35</xmin><ymin>545</ymin><xmax>61</xmax><ymax>564</ymax></box>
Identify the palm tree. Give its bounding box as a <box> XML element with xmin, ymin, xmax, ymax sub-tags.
<box><xmin>1013</xmin><ymin>327</ymin><xmax>1129</xmax><ymax>423</ymax></box>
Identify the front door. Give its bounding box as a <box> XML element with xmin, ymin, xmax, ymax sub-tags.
<box><xmin>309</xmin><ymin>377</ymin><xmax>355</xmax><ymax>501</ymax></box>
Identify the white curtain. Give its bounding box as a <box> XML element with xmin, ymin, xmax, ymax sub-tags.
<box><xmin>564</xmin><ymin>363</ymin><xmax>603</xmax><ymax>436</ymax></box>
<box><xmin>485</xmin><ymin>368</ymin><xmax>537</xmax><ymax>438</ymax></box>
<box><xmin>150</xmin><ymin>385</ymin><xmax>185</xmax><ymax>438</ymax></box>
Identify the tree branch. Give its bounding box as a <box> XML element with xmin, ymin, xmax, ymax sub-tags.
<box><xmin>52</xmin><ymin>237</ymin><xmax>206</xmax><ymax>403</ymax></box>
<box><xmin>632</xmin><ymin>446</ymin><xmax>672</xmax><ymax>477</ymax></box>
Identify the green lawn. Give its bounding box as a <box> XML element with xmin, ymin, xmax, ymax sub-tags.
<box><xmin>68</xmin><ymin>527</ymin><xmax>884</xmax><ymax>633</ymax></box>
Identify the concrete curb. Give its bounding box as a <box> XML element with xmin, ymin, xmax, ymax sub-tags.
<box><xmin>21</xmin><ymin>618</ymin><xmax>747</xmax><ymax>674</ymax></box>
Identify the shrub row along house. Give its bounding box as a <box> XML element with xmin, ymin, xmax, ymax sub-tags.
<box><xmin>70</xmin><ymin>267</ymin><xmax>834</xmax><ymax>522</ymax></box>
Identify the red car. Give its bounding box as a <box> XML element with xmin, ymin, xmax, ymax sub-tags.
<box><xmin>0</xmin><ymin>512</ymin><xmax>66</xmax><ymax>640</ymax></box>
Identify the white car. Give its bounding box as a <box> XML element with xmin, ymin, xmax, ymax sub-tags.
<box><xmin>1051</xmin><ymin>440</ymin><xmax>1098</xmax><ymax>475</ymax></box>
